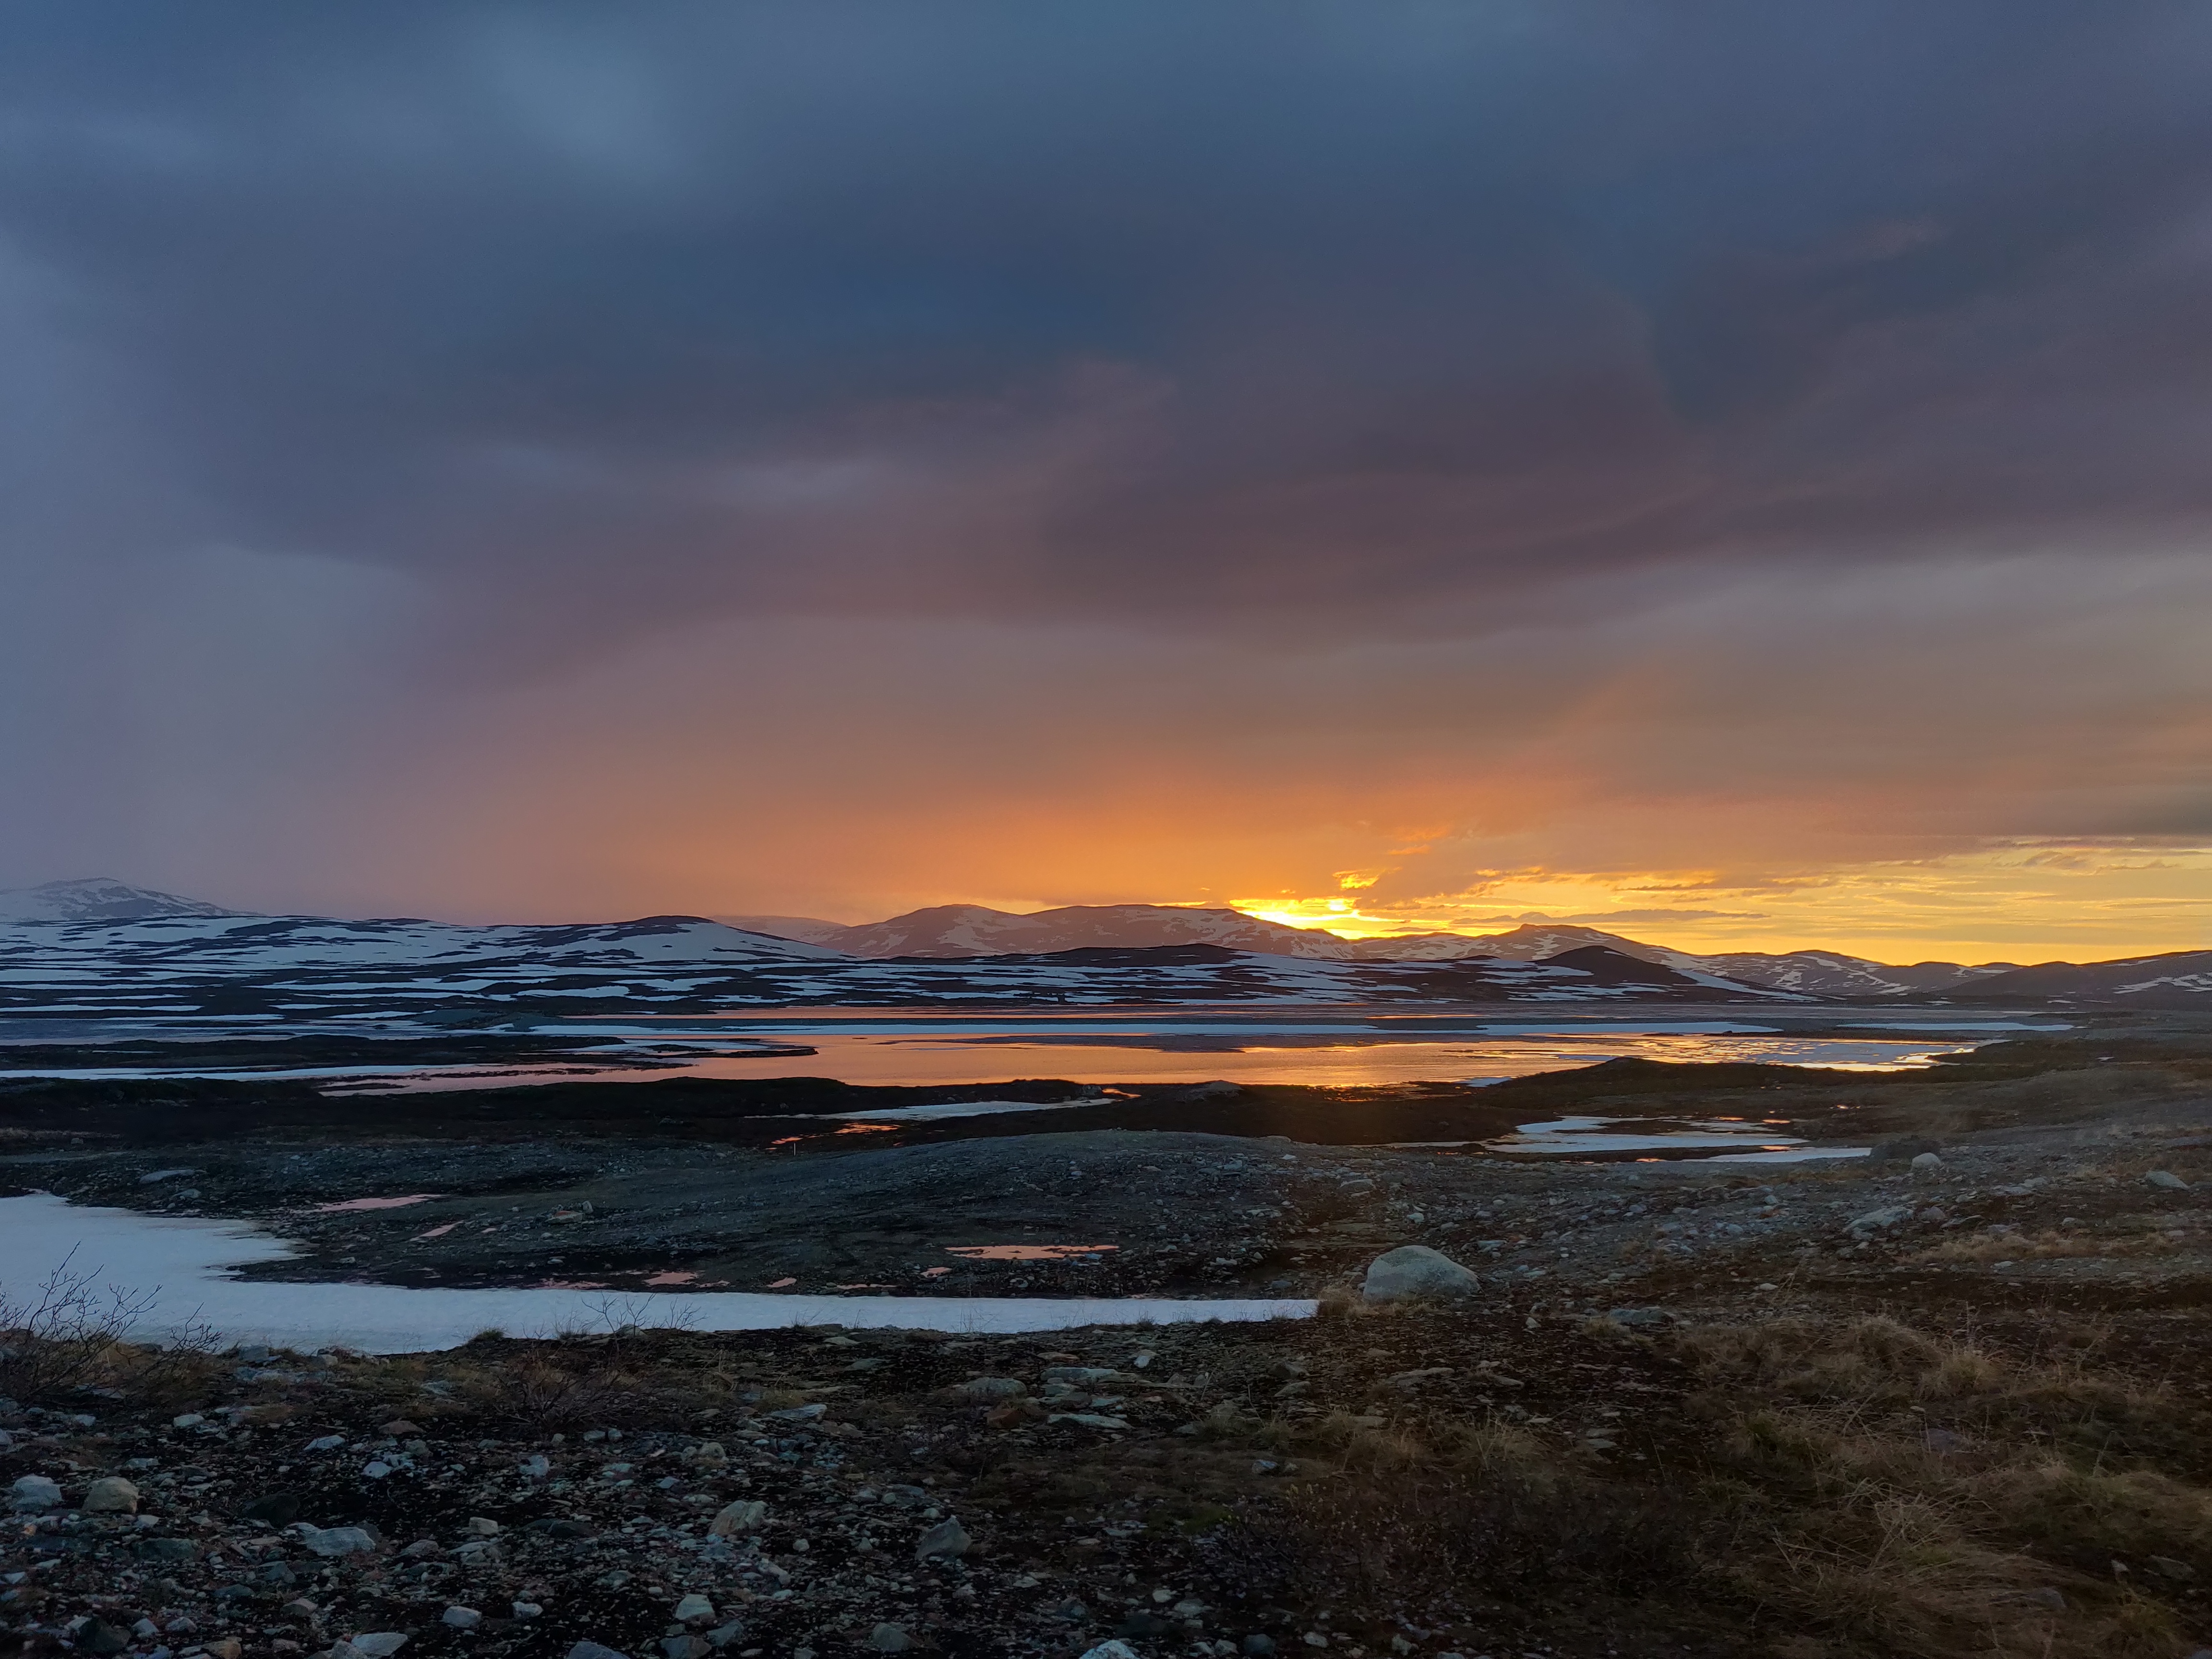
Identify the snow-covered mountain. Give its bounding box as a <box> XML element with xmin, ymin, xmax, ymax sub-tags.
<box><xmin>3</xmin><ymin>882</ymin><xmax>2196</xmax><ymax>1022</ymax></box>
<box><xmin>720</xmin><ymin>905</ymin><xmax>2043</xmax><ymax>998</ymax></box>
<box><xmin>0</xmin><ymin>878</ymin><xmax>242</xmax><ymax>923</ymax></box>
<box><xmin>1953</xmin><ymin>950</ymin><xmax>2212</xmax><ymax>1010</ymax></box>
<box><xmin>0</xmin><ymin>895</ymin><xmax>1797</xmax><ymax>1024</ymax></box>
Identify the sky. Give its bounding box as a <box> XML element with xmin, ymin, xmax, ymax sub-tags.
<box><xmin>4</xmin><ymin>2</ymin><xmax>2211</xmax><ymax>964</ymax></box>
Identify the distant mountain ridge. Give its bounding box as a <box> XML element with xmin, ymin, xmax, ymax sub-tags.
<box><xmin>719</xmin><ymin>903</ymin><xmax>2017</xmax><ymax>995</ymax></box>
<box><xmin>0</xmin><ymin>878</ymin><xmax>242</xmax><ymax>923</ymax></box>
<box><xmin>3</xmin><ymin>880</ymin><xmax>2196</xmax><ymax>1010</ymax></box>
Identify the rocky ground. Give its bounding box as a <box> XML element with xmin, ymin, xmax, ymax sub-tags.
<box><xmin>4</xmin><ymin>1030</ymin><xmax>2212</xmax><ymax>1658</ymax></box>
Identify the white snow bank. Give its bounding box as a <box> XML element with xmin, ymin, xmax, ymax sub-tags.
<box><xmin>0</xmin><ymin>1194</ymin><xmax>1310</xmax><ymax>1354</ymax></box>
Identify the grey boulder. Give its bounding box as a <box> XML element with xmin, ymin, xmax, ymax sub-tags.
<box><xmin>915</xmin><ymin>1516</ymin><xmax>971</xmax><ymax>1559</ymax></box>
<box><xmin>1361</xmin><ymin>1245</ymin><xmax>1480</xmax><ymax>1303</ymax></box>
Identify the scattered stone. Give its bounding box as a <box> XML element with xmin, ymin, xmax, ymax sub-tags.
<box><xmin>171</xmin><ymin>1413</ymin><xmax>206</xmax><ymax>1429</ymax></box>
<box><xmin>673</xmin><ymin>1594</ymin><xmax>715</xmax><ymax>1623</ymax></box>
<box><xmin>566</xmin><ymin>1646</ymin><xmax>626</xmax><ymax>1659</ymax></box>
<box><xmin>945</xmin><ymin>1376</ymin><xmax>1027</xmax><ymax>1403</ymax></box>
<box><xmin>1911</xmin><ymin>1152</ymin><xmax>1945</xmax><ymax>1172</ymax></box>
<box><xmin>866</xmin><ymin>1625</ymin><xmax>912</xmax><ymax>1652</ymax></box>
<box><xmin>76</xmin><ymin>1619</ymin><xmax>132</xmax><ymax>1655</ymax></box>
<box><xmin>465</xmin><ymin>1515</ymin><xmax>502</xmax><ymax>1536</ymax></box>
<box><xmin>2026</xmin><ymin>1587</ymin><xmax>2066</xmax><ymax>1610</ymax></box>
<box><xmin>241</xmin><ymin>1492</ymin><xmax>302</xmax><ymax>1525</ymax></box>
<box><xmin>1607</xmin><ymin>1307</ymin><xmax>1674</xmax><ymax>1328</ymax></box>
<box><xmin>10</xmin><ymin>1474</ymin><xmax>63</xmax><ymax>1512</ymax></box>
<box><xmin>915</xmin><ymin>1516</ymin><xmax>972</xmax><ymax>1559</ymax></box>
<box><xmin>1080</xmin><ymin>1645</ymin><xmax>1142</xmax><ymax>1659</ymax></box>
<box><xmin>342</xmin><ymin>1636</ymin><xmax>409</xmax><ymax>1659</ymax></box>
<box><xmin>443</xmin><ymin>1607</ymin><xmax>482</xmax><ymax>1630</ymax></box>
<box><xmin>2149</xmin><ymin>1555</ymin><xmax>2197</xmax><ymax>1580</ymax></box>
<box><xmin>300</xmin><ymin>1525</ymin><xmax>379</xmax><ymax>1556</ymax></box>
<box><xmin>709</xmin><ymin>1500</ymin><xmax>767</xmax><ymax>1536</ymax></box>
<box><xmin>1361</xmin><ymin>1244</ymin><xmax>1481</xmax><ymax>1302</ymax></box>
<box><xmin>2146</xmin><ymin>1170</ymin><xmax>2189</xmax><ymax>1190</ymax></box>
<box><xmin>512</xmin><ymin>1604</ymin><xmax>542</xmax><ymax>1620</ymax></box>
<box><xmin>1849</xmin><ymin>1205</ymin><xmax>1911</xmax><ymax>1233</ymax></box>
<box><xmin>81</xmin><ymin>1476</ymin><xmax>140</xmax><ymax>1514</ymax></box>
<box><xmin>307</xmin><ymin>1434</ymin><xmax>347</xmax><ymax>1452</ymax></box>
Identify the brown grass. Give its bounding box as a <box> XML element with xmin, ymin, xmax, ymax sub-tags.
<box><xmin>1215</xmin><ymin>1314</ymin><xmax>2211</xmax><ymax>1657</ymax></box>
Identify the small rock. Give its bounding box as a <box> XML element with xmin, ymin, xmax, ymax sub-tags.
<box><xmin>1911</xmin><ymin>1152</ymin><xmax>1945</xmax><ymax>1172</ymax></box>
<box><xmin>1041</xmin><ymin>1367</ymin><xmax>1121</xmax><ymax>1385</ymax></box>
<box><xmin>171</xmin><ymin>1414</ymin><xmax>206</xmax><ymax>1430</ymax></box>
<box><xmin>2147</xmin><ymin>1170</ymin><xmax>2189</xmax><ymax>1190</ymax></box>
<box><xmin>464</xmin><ymin>1515</ymin><xmax>501</xmax><ymax>1536</ymax></box>
<box><xmin>769</xmin><ymin>1402</ymin><xmax>826</xmax><ymax>1422</ymax></box>
<box><xmin>344</xmin><ymin>1636</ymin><xmax>409</xmax><ymax>1659</ymax></box>
<box><xmin>709</xmin><ymin>1500</ymin><xmax>767</xmax><ymax>1536</ymax></box>
<box><xmin>1849</xmin><ymin>1205</ymin><xmax>1910</xmax><ymax>1233</ymax></box>
<box><xmin>867</xmin><ymin>1625</ymin><xmax>912</xmax><ymax>1652</ymax></box>
<box><xmin>379</xmin><ymin>1419</ymin><xmax>422</xmax><ymax>1435</ymax></box>
<box><xmin>442</xmin><ymin>1607</ymin><xmax>482</xmax><ymax>1630</ymax></box>
<box><xmin>77</xmin><ymin>1474</ymin><xmax>140</xmax><ymax>1514</ymax></box>
<box><xmin>512</xmin><ymin>1604</ymin><xmax>543</xmax><ymax>1620</ymax></box>
<box><xmin>10</xmin><ymin>1474</ymin><xmax>63</xmax><ymax>1512</ymax></box>
<box><xmin>204</xmin><ymin>1643</ymin><xmax>242</xmax><ymax>1659</ymax></box>
<box><xmin>242</xmin><ymin>1492</ymin><xmax>302</xmax><ymax>1525</ymax></box>
<box><xmin>915</xmin><ymin>1516</ymin><xmax>972</xmax><ymax>1559</ymax></box>
<box><xmin>76</xmin><ymin>1620</ymin><xmax>132</xmax><ymax>1655</ymax></box>
<box><xmin>566</xmin><ymin>1647</ymin><xmax>625</xmax><ymax>1659</ymax></box>
<box><xmin>2149</xmin><ymin>1555</ymin><xmax>2196</xmax><ymax>1580</ymax></box>
<box><xmin>945</xmin><ymin>1377</ymin><xmax>1027</xmax><ymax>1403</ymax></box>
<box><xmin>300</xmin><ymin>1525</ymin><xmax>379</xmax><ymax>1557</ymax></box>
<box><xmin>1607</xmin><ymin>1306</ymin><xmax>1674</xmax><ymax>1328</ymax></box>
<box><xmin>1242</xmin><ymin>1641</ymin><xmax>1278</xmax><ymax>1658</ymax></box>
<box><xmin>1361</xmin><ymin>1244</ymin><xmax>1480</xmax><ymax>1302</ymax></box>
<box><xmin>2026</xmin><ymin>1587</ymin><xmax>2066</xmax><ymax>1609</ymax></box>
<box><xmin>307</xmin><ymin>1435</ymin><xmax>347</xmax><ymax>1452</ymax></box>
<box><xmin>1081</xmin><ymin>1645</ymin><xmax>1142</xmax><ymax>1659</ymax></box>
<box><xmin>362</xmin><ymin>1460</ymin><xmax>394</xmax><ymax>1479</ymax></box>
<box><xmin>673</xmin><ymin>1594</ymin><xmax>715</xmax><ymax>1623</ymax></box>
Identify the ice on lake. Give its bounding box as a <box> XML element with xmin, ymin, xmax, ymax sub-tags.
<box><xmin>0</xmin><ymin>1193</ymin><xmax>1312</xmax><ymax>1355</ymax></box>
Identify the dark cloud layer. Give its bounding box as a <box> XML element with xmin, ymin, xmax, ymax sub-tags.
<box><xmin>5</xmin><ymin>3</ymin><xmax>2212</xmax><ymax>942</ymax></box>
<box><xmin>8</xmin><ymin>2</ymin><xmax>2212</xmax><ymax>654</ymax></box>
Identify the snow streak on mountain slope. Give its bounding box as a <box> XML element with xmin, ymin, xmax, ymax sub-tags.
<box><xmin>0</xmin><ymin>878</ymin><xmax>242</xmax><ymax>923</ymax></box>
<box><xmin>1695</xmin><ymin>950</ymin><xmax>2016</xmax><ymax>997</ymax></box>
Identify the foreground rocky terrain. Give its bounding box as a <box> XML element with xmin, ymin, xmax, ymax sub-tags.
<box><xmin>4</xmin><ymin>1030</ymin><xmax>2212</xmax><ymax>1658</ymax></box>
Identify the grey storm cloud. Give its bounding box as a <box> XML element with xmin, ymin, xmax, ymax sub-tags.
<box><xmin>7</xmin><ymin>0</ymin><xmax>2212</xmax><ymax>660</ymax></box>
